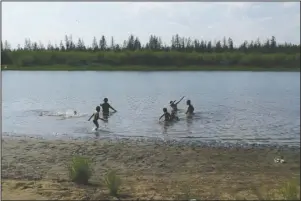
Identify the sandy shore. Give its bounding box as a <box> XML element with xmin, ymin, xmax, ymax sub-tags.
<box><xmin>2</xmin><ymin>136</ymin><xmax>300</xmax><ymax>200</ymax></box>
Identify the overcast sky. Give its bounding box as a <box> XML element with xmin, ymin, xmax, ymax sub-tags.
<box><xmin>2</xmin><ymin>2</ymin><xmax>300</xmax><ymax>48</ymax></box>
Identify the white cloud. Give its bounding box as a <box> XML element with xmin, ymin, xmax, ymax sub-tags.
<box><xmin>2</xmin><ymin>2</ymin><xmax>300</xmax><ymax>48</ymax></box>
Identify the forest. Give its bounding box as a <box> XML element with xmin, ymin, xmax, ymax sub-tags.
<box><xmin>1</xmin><ymin>34</ymin><xmax>300</xmax><ymax>71</ymax></box>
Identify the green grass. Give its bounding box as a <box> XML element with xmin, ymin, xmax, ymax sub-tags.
<box><xmin>68</xmin><ymin>156</ymin><xmax>92</xmax><ymax>185</ymax></box>
<box><xmin>246</xmin><ymin>179</ymin><xmax>300</xmax><ymax>200</ymax></box>
<box><xmin>279</xmin><ymin>179</ymin><xmax>300</xmax><ymax>200</ymax></box>
<box><xmin>104</xmin><ymin>170</ymin><xmax>121</xmax><ymax>196</ymax></box>
<box><xmin>1</xmin><ymin>64</ymin><xmax>300</xmax><ymax>72</ymax></box>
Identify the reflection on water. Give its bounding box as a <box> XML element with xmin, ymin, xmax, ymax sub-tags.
<box><xmin>2</xmin><ymin>71</ymin><xmax>300</xmax><ymax>146</ymax></box>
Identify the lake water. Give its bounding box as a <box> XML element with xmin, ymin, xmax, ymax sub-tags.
<box><xmin>2</xmin><ymin>71</ymin><xmax>300</xmax><ymax>146</ymax></box>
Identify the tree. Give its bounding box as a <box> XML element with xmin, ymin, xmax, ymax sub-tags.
<box><xmin>65</xmin><ymin>35</ymin><xmax>70</xmax><ymax>50</ymax></box>
<box><xmin>24</xmin><ymin>38</ymin><xmax>32</xmax><ymax>50</ymax></box>
<box><xmin>76</xmin><ymin>38</ymin><xmax>85</xmax><ymax>51</ymax></box>
<box><xmin>99</xmin><ymin>35</ymin><xmax>107</xmax><ymax>51</ymax></box>
<box><xmin>3</xmin><ymin>40</ymin><xmax>11</xmax><ymax>51</ymax></box>
<box><xmin>59</xmin><ymin>41</ymin><xmax>65</xmax><ymax>51</ymax></box>
<box><xmin>228</xmin><ymin>37</ymin><xmax>234</xmax><ymax>51</ymax></box>
<box><xmin>134</xmin><ymin>37</ymin><xmax>141</xmax><ymax>50</ymax></box>
<box><xmin>110</xmin><ymin>36</ymin><xmax>115</xmax><ymax>51</ymax></box>
<box><xmin>92</xmin><ymin>37</ymin><xmax>98</xmax><ymax>51</ymax></box>
<box><xmin>47</xmin><ymin>42</ymin><xmax>54</xmax><ymax>50</ymax></box>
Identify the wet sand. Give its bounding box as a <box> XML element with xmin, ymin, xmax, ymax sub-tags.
<box><xmin>2</xmin><ymin>136</ymin><xmax>300</xmax><ymax>200</ymax></box>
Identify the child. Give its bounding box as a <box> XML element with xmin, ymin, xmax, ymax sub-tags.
<box><xmin>185</xmin><ymin>100</ymin><xmax>195</xmax><ymax>116</ymax></box>
<box><xmin>88</xmin><ymin>106</ymin><xmax>106</xmax><ymax>130</ymax></box>
<box><xmin>159</xmin><ymin>108</ymin><xmax>172</xmax><ymax>122</ymax></box>
<box><xmin>100</xmin><ymin>98</ymin><xmax>117</xmax><ymax>119</ymax></box>
<box><xmin>170</xmin><ymin>96</ymin><xmax>185</xmax><ymax>111</ymax></box>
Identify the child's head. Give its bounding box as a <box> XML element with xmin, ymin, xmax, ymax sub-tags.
<box><xmin>104</xmin><ymin>98</ymin><xmax>108</xmax><ymax>103</ymax></box>
<box><xmin>74</xmin><ymin>111</ymin><xmax>77</xmax><ymax>115</ymax></box>
<box><xmin>186</xmin><ymin>100</ymin><xmax>191</xmax><ymax>105</ymax></box>
<box><xmin>96</xmin><ymin>106</ymin><xmax>101</xmax><ymax>112</ymax></box>
<box><xmin>169</xmin><ymin>101</ymin><xmax>173</xmax><ymax>105</ymax></box>
<box><xmin>163</xmin><ymin>108</ymin><xmax>167</xmax><ymax>113</ymax></box>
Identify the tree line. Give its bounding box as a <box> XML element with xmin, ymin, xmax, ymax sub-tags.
<box><xmin>1</xmin><ymin>34</ymin><xmax>300</xmax><ymax>68</ymax></box>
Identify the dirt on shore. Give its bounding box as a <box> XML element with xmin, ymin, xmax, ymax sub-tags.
<box><xmin>2</xmin><ymin>137</ymin><xmax>300</xmax><ymax>200</ymax></box>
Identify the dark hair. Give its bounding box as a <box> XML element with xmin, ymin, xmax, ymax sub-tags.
<box><xmin>104</xmin><ymin>98</ymin><xmax>108</xmax><ymax>102</ymax></box>
<box><xmin>96</xmin><ymin>106</ymin><xmax>101</xmax><ymax>111</ymax></box>
<box><xmin>163</xmin><ymin>108</ymin><xmax>167</xmax><ymax>112</ymax></box>
<box><xmin>186</xmin><ymin>100</ymin><xmax>191</xmax><ymax>104</ymax></box>
<box><xmin>170</xmin><ymin>101</ymin><xmax>173</xmax><ymax>104</ymax></box>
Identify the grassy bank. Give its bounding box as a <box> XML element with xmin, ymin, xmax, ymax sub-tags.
<box><xmin>2</xmin><ymin>137</ymin><xmax>300</xmax><ymax>200</ymax></box>
<box><xmin>2</xmin><ymin>64</ymin><xmax>300</xmax><ymax>72</ymax></box>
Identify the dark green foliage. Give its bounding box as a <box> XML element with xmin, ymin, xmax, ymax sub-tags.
<box><xmin>68</xmin><ymin>156</ymin><xmax>92</xmax><ymax>185</ymax></box>
<box><xmin>104</xmin><ymin>170</ymin><xmax>121</xmax><ymax>196</ymax></box>
<box><xmin>1</xmin><ymin>34</ymin><xmax>300</xmax><ymax>69</ymax></box>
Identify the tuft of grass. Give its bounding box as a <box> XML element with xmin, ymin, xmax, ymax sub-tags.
<box><xmin>68</xmin><ymin>156</ymin><xmax>92</xmax><ymax>185</ymax></box>
<box><xmin>280</xmin><ymin>179</ymin><xmax>300</xmax><ymax>200</ymax></box>
<box><xmin>250</xmin><ymin>179</ymin><xmax>300</xmax><ymax>200</ymax></box>
<box><xmin>104</xmin><ymin>170</ymin><xmax>121</xmax><ymax>196</ymax></box>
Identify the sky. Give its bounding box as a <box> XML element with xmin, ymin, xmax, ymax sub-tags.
<box><xmin>2</xmin><ymin>2</ymin><xmax>300</xmax><ymax>48</ymax></box>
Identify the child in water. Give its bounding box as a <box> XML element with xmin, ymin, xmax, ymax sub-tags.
<box><xmin>100</xmin><ymin>98</ymin><xmax>117</xmax><ymax>119</ymax></box>
<box><xmin>170</xmin><ymin>96</ymin><xmax>185</xmax><ymax>112</ymax></box>
<box><xmin>159</xmin><ymin>108</ymin><xmax>171</xmax><ymax>122</ymax></box>
<box><xmin>88</xmin><ymin>106</ymin><xmax>107</xmax><ymax>130</ymax></box>
<box><xmin>185</xmin><ymin>100</ymin><xmax>195</xmax><ymax>116</ymax></box>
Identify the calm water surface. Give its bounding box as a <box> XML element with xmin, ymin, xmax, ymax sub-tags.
<box><xmin>2</xmin><ymin>71</ymin><xmax>300</xmax><ymax>146</ymax></box>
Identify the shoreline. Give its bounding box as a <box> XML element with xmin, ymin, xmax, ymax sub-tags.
<box><xmin>1</xmin><ymin>65</ymin><xmax>300</xmax><ymax>72</ymax></box>
<box><xmin>2</xmin><ymin>136</ymin><xmax>300</xmax><ymax>200</ymax></box>
<box><xmin>2</xmin><ymin>134</ymin><xmax>301</xmax><ymax>149</ymax></box>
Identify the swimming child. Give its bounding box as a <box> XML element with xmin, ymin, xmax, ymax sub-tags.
<box><xmin>185</xmin><ymin>100</ymin><xmax>195</xmax><ymax>116</ymax></box>
<box><xmin>100</xmin><ymin>98</ymin><xmax>117</xmax><ymax>119</ymax></box>
<box><xmin>159</xmin><ymin>108</ymin><xmax>172</xmax><ymax>122</ymax></box>
<box><xmin>170</xmin><ymin>96</ymin><xmax>185</xmax><ymax>111</ymax></box>
<box><xmin>88</xmin><ymin>106</ymin><xmax>106</xmax><ymax>130</ymax></box>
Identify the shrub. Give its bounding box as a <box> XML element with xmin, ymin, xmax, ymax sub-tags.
<box><xmin>68</xmin><ymin>156</ymin><xmax>92</xmax><ymax>184</ymax></box>
<box><xmin>105</xmin><ymin>170</ymin><xmax>121</xmax><ymax>196</ymax></box>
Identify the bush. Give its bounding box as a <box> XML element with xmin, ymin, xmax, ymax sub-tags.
<box><xmin>68</xmin><ymin>156</ymin><xmax>92</xmax><ymax>184</ymax></box>
<box><xmin>105</xmin><ymin>170</ymin><xmax>121</xmax><ymax>196</ymax></box>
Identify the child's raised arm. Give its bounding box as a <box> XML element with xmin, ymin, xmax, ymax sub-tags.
<box><xmin>175</xmin><ymin>96</ymin><xmax>185</xmax><ymax>105</ymax></box>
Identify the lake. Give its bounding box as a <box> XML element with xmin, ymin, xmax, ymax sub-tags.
<box><xmin>2</xmin><ymin>71</ymin><xmax>300</xmax><ymax>146</ymax></box>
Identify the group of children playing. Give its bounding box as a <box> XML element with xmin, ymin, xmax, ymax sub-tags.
<box><xmin>88</xmin><ymin>96</ymin><xmax>194</xmax><ymax>130</ymax></box>
<box><xmin>159</xmin><ymin>96</ymin><xmax>195</xmax><ymax>122</ymax></box>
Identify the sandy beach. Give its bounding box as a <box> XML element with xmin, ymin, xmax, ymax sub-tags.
<box><xmin>2</xmin><ymin>136</ymin><xmax>300</xmax><ymax>200</ymax></box>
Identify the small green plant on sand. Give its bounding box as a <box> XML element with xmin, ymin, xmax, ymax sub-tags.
<box><xmin>280</xmin><ymin>179</ymin><xmax>300</xmax><ymax>200</ymax></box>
<box><xmin>250</xmin><ymin>179</ymin><xmax>300</xmax><ymax>200</ymax></box>
<box><xmin>105</xmin><ymin>170</ymin><xmax>121</xmax><ymax>196</ymax></box>
<box><xmin>68</xmin><ymin>156</ymin><xmax>92</xmax><ymax>185</ymax></box>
